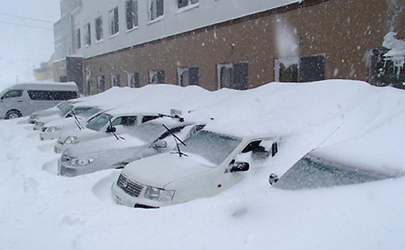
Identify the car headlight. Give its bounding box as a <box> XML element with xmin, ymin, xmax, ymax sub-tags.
<box><xmin>46</xmin><ymin>126</ymin><xmax>64</xmax><ymax>133</ymax></box>
<box><xmin>70</xmin><ymin>158</ymin><xmax>94</xmax><ymax>166</ymax></box>
<box><xmin>144</xmin><ymin>186</ymin><xmax>175</xmax><ymax>202</ymax></box>
<box><xmin>64</xmin><ymin>136</ymin><xmax>78</xmax><ymax>144</ymax></box>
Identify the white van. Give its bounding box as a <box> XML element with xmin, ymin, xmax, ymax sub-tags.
<box><xmin>0</xmin><ymin>82</ymin><xmax>79</xmax><ymax>119</ymax></box>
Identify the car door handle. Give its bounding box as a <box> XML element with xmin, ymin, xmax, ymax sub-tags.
<box><xmin>18</xmin><ymin>100</ymin><xmax>23</xmax><ymax>102</ymax></box>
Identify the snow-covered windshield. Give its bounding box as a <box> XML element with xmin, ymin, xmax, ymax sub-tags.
<box><xmin>58</xmin><ymin>102</ymin><xmax>74</xmax><ymax>117</ymax></box>
<box><xmin>274</xmin><ymin>154</ymin><xmax>393</xmax><ymax>190</ymax></box>
<box><xmin>85</xmin><ymin>113</ymin><xmax>112</xmax><ymax>131</ymax></box>
<box><xmin>180</xmin><ymin>130</ymin><xmax>242</xmax><ymax>166</ymax></box>
<box><xmin>72</xmin><ymin>107</ymin><xmax>101</xmax><ymax>118</ymax></box>
<box><xmin>129</xmin><ymin>122</ymin><xmax>165</xmax><ymax>142</ymax></box>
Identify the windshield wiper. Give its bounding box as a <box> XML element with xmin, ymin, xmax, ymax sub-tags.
<box><xmin>70</xmin><ymin>110</ymin><xmax>84</xmax><ymax>130</ymax></box>
<box><xmin>162</xmin><ymin>124</ymin><xmax>187</xmax><ymax>157</ymax></box>
<box><xmin>108</xmin><ymin>118</ymin><xmax>125</xmax><ymax>140</ymax></box>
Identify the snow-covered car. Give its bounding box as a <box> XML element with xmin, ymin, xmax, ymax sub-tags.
<box><xmin>28</xmin><ymin>100</ymin><xmax>80</xmax><ymax>124</ymax></box>
<box><xmin>52</xmin><ymin>110</ymin><xmax>160</xmax><ymax>152</ymax></box>
<box><xmin>34</xmin><ymin>105</ymin><xmax>101</xmax><ymax>132</ymax></box>
<box><xmin>0</xmin><ymin>82</ymin><xmax>79</xmax><ymax>119</ymax></box>
<box><xmin>111</xmin><ymin>128</ymin><xmax>280</xmax><ymax>208</ymax></box>
<box><xmin>57</xmin><ymin>117</ymin><xmax>204</xmax><ymax>177</ymax></box>
<box><xmin>270</xmin><ymin>140</ymin><xmax>403</xmax><ymax>190</ymax></box>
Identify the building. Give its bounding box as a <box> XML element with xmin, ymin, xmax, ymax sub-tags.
<box><xmin>53</xmin><ymin>0</ymin><xmax>405</xmax><ymax>95</ymax></box>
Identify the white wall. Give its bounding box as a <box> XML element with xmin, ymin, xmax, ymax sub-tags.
<box><xmin>72</xmin><ymin>0</ymin><xmax>299</xmax><ymax>59</ymax></box>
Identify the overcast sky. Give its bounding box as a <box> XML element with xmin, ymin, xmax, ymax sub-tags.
<box><xmin>0</xmin><ymin>0</ymin><xmax>60</xmax><ymax>88</ymax></box>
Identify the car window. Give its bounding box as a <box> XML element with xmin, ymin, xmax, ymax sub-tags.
<box><xmin>142</xmin><ymin>115</ymin><xmax>159</xmax><ymax>123</ymax></box>
<box><xmin>111</xmin><ymin>116</ymin><xmax>138</xmax><ymax>127</ymax></box>
<box><xmin>2</xmin><ymin>89</ymin><xmax>23</xmax><ymax>99</ymax></box>
<box><xmin>85</xmin><ymin>113</ymin><xmax>112</xmax><ymax>131</ymax></box>
<box><xmin>129</xmin><ymin>122</ymin><xmax>167</xmax><ymax>142</ymax></box>
<box><xmin>181</xmin><ymin>130</ymin><xmax>242</xmax><ymax>166</ymax></box>
<box><xmin>274</xmin><ymin>154</ymin><xmax>393</xmax><ymax>190</ymax></box>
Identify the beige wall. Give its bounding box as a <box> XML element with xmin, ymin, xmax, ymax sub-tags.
<box><xmin>85</xmin><ymin>0</ymin><xmax>404</xmax><ymax>92</ymax></box>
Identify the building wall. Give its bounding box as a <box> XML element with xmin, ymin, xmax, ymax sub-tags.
<box><xmin>71</xmin><ymin>0</ymin><xmax>301</xmax><ymax>58</ymax></box>
<box><xmin>83</xmin><ymin>0</ymin><xmax>403</xmax><ymax>92</ymax></box>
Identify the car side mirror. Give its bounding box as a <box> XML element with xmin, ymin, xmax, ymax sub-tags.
<box><xmin>106</xmin><ymin>126</ymin><xmax>116</xmax><ymax>133</ymax></box>
<box><xmin>152</xmin><ymin>140</ymin><xmax>167</xmax><ymax>149</ymax></box>
<box><xmin>228</xmin><ymin>161</ymin><xmax>250</xmax><ymax>173</ymax></box>
<box><xmin>269</xmin><ymin>173</ymin><xmax>279</xmax><ymax>186</ymax></box>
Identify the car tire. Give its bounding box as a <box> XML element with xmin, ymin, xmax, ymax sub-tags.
<box><xmin>5</xmin><ymin>110</ymin><xmax>22</xmax><ymax>119</ymax></box>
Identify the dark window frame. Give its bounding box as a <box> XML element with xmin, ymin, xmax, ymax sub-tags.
<box><xmin>109</xmin><ymin>7</ymin><xmax>119</xmax><ymax>36</ymax></box>
<box><xmin>217</xmin><ymin>62</ymin><xmax>249</xmax><ymax>90</ymax></box>
<box><xmin>95</xmin><ymin>16</ymin><xmax>103</xmax><ymax>41</ymax></box>
<box><xmin>126</xmin><ymin>0</ymin><xmax>139</xmax><ymax>30</ymax></box>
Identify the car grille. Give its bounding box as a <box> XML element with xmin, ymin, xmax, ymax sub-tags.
<box><xmin>35</xmin><ymin>122</ymin><xmax>44</xmax><ymax>127</ymax></box>
<box><xmin>117</xmin><ymin>174</ymin><xmax>144</xmax><ymax>197</ymax></box>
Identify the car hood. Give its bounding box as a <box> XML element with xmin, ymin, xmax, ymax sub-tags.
<box><xmin>59</xmin><ymin>127</ymin><xmax>97</xmax><ymax>140</ymax></box>
<box><xmin>122</xmin><ymin>153</ymin><xmax>213</xmax><ymax>189</ymax></box>
<box><xmin>66</xmin><ymin>134</ymin><xmax>147</xmax><ymax>157</ymax></box>
<box><xmin>37</xmin><ymin>114</ymin><xmax>62</xmax><ymax>124</ymax></box>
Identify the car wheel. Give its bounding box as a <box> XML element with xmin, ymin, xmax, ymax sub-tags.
<box><xmin>5</xmin><ymin>110</ymin><xmax>22</xmax><ymax>119</ymax></box>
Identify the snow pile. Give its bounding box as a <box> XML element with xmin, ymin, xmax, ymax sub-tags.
<box><xmin>1</xmin><ymin>80</ymin><xmax>405</xmax><ymax>250</ymax></box>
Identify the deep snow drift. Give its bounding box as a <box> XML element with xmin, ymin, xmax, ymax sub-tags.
<box><xmin>1</xmin><ymin>80</ymin><xmax>405</xmax><ymax>250</ymax></box>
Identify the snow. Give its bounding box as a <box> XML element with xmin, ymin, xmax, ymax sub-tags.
<box><xmin>383</xmin><ymin>31</ymin><xmax>405</xmax><ymax>74</ymax></box>
<box><xmin>1</xmin><ymin>80</ymin><xmax>405</xmax><ymax>250</ymax></box>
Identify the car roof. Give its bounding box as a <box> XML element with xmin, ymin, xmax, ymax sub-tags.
<box><xmin>10</xmin><ymin>82</ymin><xmax>78</xmax><ymax>91</ymax></box>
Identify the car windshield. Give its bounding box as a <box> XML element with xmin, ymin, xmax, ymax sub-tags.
<box><xmin>85</xmin><ymin>113</ymin><xmax>112</xmax><ymax>131</ymax></box>
<box><xmin>58</xmin><ymin>102</ymin><xmax>74</xmax><ymax>117</ymax></box>
<box><xmin>129</xmin><ymin>122</ymin><xmax>166</xmax><ymax>142</ymax></box>
<box><xmin>180</xmin><ymin>130</ymin><xmax>242</xmax><ymax>166</ymax></box>
<box><xmin>73</xmin><ymin>107</ymin><xmax>101</xmax><ymax>118</ymax></box>
<box><xmin>274</xmin><ymin>154</ymin><xmax>393</xmax><ymax>190</ymax></box>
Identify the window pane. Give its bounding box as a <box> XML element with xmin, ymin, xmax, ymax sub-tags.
<box><xmin>299</xmin><ymin>55</ymin><xmax>325</xmax><ymax>82</ymax></box>
<box><xmin>126</xmin><ymin>0</ymin><xmax>134</xmax><ymax>30</ymax></box>
<box><xmin>3</xmin><ymin>90</ymin><xmax>23</xmax><ymax>98</ymax></box>
<box><xmin>95</xmin><ymin>17</ymin><xmax>103</xmax><ymax>41</ymax></box>
<box><xmin>233</xmin><ymin>62</ymin><xmax>249</xmax><ymax>90</ymax></box>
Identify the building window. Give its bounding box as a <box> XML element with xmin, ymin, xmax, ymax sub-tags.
<box><xmin>275</xmin><ymin>55</ymin><xmax>325</xmax><ymax>83</ymax></box>
<box><xmin>126</xmin><ymin>0</ymin><xmax>138</xmax><ymax>30</ymax></box>
<box><xmin>149</xmin><ymin>70</ymin><xmax>164</xmax><ymax>84</ymax></box>
<box><xmin>177</xmin><ymin>0</ymin><xmax>198</xmax><ymax>9</ymax></box>
<box><xmin>127</xmin><ymin>72</ymin><xmax>140</xmax><ymax>88</ymax></box>
<box><xmin>109</xmin><ymin>7</ymin><xmax>119</xmax><ymax>36</ymax></box>
<box><xmin>86</xmin><ymin>78</ymin><xmax>93</xmax><ymax>96</ymax></box>
<box><xmin>111</xmin><ymin>74</ymin><xmax>121</xmax><ymax>87</ymax></box>
<box><xmin>178</xmin><ymin>67</ymin><xmax>199</xmax><ymax>87</ymax></box>
<box><xmin>75</xmin><ymin>29</ymin><xmax>81</xmax><ymax>50</ymax></box>
<box><xmin>98</xmin><ymin>76</ymin><xmax>106</xmax><ymax>92</ymax></box>
<box><xmin>369</xmin><ymin>48</ymin><xmax>405</xmax><ymax>89</ymax></box>
<box><xmin>217</xmin><ymin>62</ymin><xmax>249</xmax><ymax>90</ymax></box>
<box><xmin>84</xmin><ymin>23</ymin><xmax>91</xmax><ymax>46</ymax></box>
<box><xmin>95</xmin><ymin>16</ymin><xmax>103</xmax><ymax>41</ymax></box>
<box><xmin>149</xmin><ymin>0</ymin><xmax>164</xmax><ymax>21</ymax></box>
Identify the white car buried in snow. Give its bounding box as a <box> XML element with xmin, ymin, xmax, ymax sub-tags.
<box><xmin>53</xmin><ymin>110</ymin><xmax>160</xmax><ymax>153</ymax></box>
<box><xmin>57</xmin><ymin>117</ymin><xmax>204</xmax><ymax>177</ymax></box>
<box><xmin>111</xmin><ymin>128</ymin><xmax>280</xmax><ymax>208</ymax></box>
<box><xmin>34</xmin><ymin>105</ymin><xmax>101</xmax><ymax>132</ymax></box>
